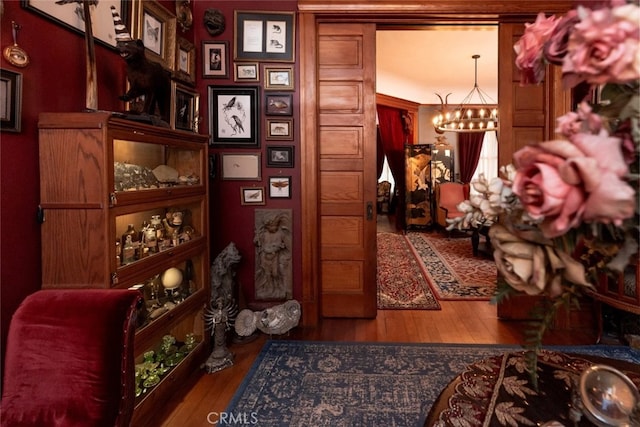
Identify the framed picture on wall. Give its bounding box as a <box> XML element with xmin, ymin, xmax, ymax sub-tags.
<box><xmin>265</xmin><ymin>93</ymin><xmax>293</xmax><ymax>116</ymax></box>
<box><xmin>221</xmin><ymin>153</ymin><xmax>261</xmax><ymax>180</ymax></box>
<box><xmin>22</xmin><ymin>0</ymin><xmax>127</xmax><ymax>50</ymax></box>
<box><xmin>0</xmin><ymin>69</ymin><xmax>22</xmax><ymax>133</ymax></box>
<box><xmin>209</xmin><ymin>86</ymin><xmax>259</xmax><ymax>147</ymax></box>
<box><xmin>171</xmin><ymin>82</ymin><xmax>199</xmax><ymax>132</ymax></box>
<box><xmin>241</xmin><ymin>187</ymin><xmax>265</xmax><ymax>205</ymax></box>
<box><xmin>264</xmin><ymin>66</ymin><xmax>294</xmax><ymax>90</ymax></box>
<box><xmin>266</xmin><ymin>119</ymin><xmax>293</xmax><ymax>140</ymax></box>
<box><xmin>202</xmin><ymin>41</ymin><xmax>229</xmax><ymax>79</ymax></box>
<box><xmin>131</xmin><ymin>0</ymin><xmax>177</xmax><ymax>70</ymax></box>
<box><xmin>175</xmin><ymin>37</ymin><xmax>196</xmax><ymax>85</ymax></box>
<box><xmin>234</xmin><ymin>11</ymin><xmax>295</xmax><ymax>62</ymax></box>
<box><xmin>234</xmin><ymin>63</ymin><xmax>259</xmax><ymax>82</ymax></box>
<box><xmin>268</xmin><ymin>176</ymin><xmax>292</xmax><ymax>199</ymax></box>
<box><xmin>266</xmin><ymin>146</ymin><xmax>294</xmax><ymax>168</ymax></box>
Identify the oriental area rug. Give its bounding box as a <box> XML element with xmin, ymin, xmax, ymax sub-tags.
<box><xmin>377</xmin><ymin>232</ymin><xmax>441</xmax><ymax>310</ymax></box>
<box><xmin>406</xmin><ymin>231</ymin><xmax>497</xmax><ymax>300</ymax></box>
<box><xmin>223</xmin><ymin>341</ymin><xmax>640</xmax><ymax>427</ymax></box>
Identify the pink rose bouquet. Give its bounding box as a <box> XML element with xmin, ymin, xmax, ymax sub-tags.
<box><xmin>449</xmin><ymin>0</ymin><xmax>639</xmax><ymax>378</ymax></box>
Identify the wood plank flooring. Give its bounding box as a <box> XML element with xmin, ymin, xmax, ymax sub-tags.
<box><xmin>157</xmin><ymin>215</ymin><xmax>597</xmax><ymax>426</ymax></box>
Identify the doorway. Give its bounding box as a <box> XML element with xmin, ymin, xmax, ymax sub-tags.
<box><xmin>297</xmin><ymin>1</ymin><xmax>573</xmax><ymax>326</ymax></box>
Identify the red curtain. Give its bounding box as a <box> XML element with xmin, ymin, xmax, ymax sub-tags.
<box><xmin>458</xmin><ymin>132</ymin><xmax>485</xmax><ymax>183</ymax></box>
<box><xmin>376</xmin><ymin>104</ymin><xmax>409</xmax><ymax>229</ymax></box>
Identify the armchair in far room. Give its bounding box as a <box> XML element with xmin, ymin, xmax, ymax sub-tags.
<box><xmin>434</xmin><ymin>181</ymin><xmax>469</xmax><ymax>231</ymax></box>
<box><xmin>1</xmin><ymin>289</ymin><xmax>143</xmax><ymax>427</ymax></box>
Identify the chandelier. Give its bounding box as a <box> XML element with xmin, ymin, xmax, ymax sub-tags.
<box><xmin>432</xmin><ymin>54</ymin><xmax>498</xmax><ymax>133</ymax></box>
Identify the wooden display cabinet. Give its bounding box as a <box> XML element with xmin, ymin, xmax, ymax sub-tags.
<box><xmin>38</xmin><ymin>112</ymin><xmax>210</xmax><ymax>427</ymax></box>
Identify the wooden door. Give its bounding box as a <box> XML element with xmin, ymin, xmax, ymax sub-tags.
<box><xmin>317</xmin><ymin>23</ymin><xmax>377</xmax><ymax>318</ymax></box>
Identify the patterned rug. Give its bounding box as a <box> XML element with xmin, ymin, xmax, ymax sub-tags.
<box><xmin>377</xmin><ymin>232</ymin><xmax>441</xmax><ymax>310</ymax></box>
<box><xmin>223</xmin><ymin>341</ymin><xmax>640</xmax><ymax>427</ymax></box>
<box><xmin>405</xmin><ymin>231</ymin><xmax>497</xmax><ymax>300</ymax></box>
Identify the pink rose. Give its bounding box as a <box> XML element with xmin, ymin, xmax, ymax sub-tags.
<box><xmin>555</xmin><ymin>101</ymin><xmax>603</xmax><ymax>137</ymax></box>
<box><xmin>512</xmin><ymin>134</ymin><xmax>634</xmax><ymax>237</ymax></box>
<box><xmin>562</xmin><ymin>4</ymin><xmax>640</xmax><ymax>87</ymax></box>
<box><xmin>543</xmin><ymin>10</ymin><xmax>579</xmax><ymax>65</ymax></box>
<box><xmin>514</xmin><ymin>13</ymin><xmax>560</xmax><ymax>85</ymax></box>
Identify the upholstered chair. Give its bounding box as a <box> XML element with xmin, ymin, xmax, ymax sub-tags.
<box><xmin>434</xmin><ymin>182</ymin><xmax>469</xmax><ymax>230</ymax></box>
<box><xmin>1</xmin><ymin>289</ymin><xmax>142</xmax><ymax>427</ymax></box>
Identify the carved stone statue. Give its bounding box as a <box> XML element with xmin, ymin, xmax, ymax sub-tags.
<box><xmin>254</xmin><ymin>210</ymin><xmax>292</xmax><ymax>300</ymax></box>
<box><xmin>235</xmin><ymin>300</ymin><xmax>301</xmax><ymax>337</ymax></box>
<box><xmin>202</xmin><ymin>243</ymin><xmax>241</xmax><ymax>374</ymax></box>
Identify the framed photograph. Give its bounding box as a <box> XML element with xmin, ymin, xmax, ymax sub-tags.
<box><xmin>0</xmin><ymin>69</ymin><xmax>22</xmax><ymax>133</ymax></box>
<box><xmin>171</xmin><ymin>82</ymin><xmax>199</xmax><ymax>132</ymax></box>
<box><xmin>268</xmin><ymin>176</ymin><xmax>292</xmax><ymax>199</ymax></box>
<box><xmin>267</xmin><ymin>146</ymin><xmax>294</xmax><ymax>168</ymax></box>
<box><xmin>241</xmin><ymin>187</ymin><xmax>266</xmax><ymax>205</ymax></box>
<box><xmin>131</xmin><ymin>0</ymin><xmax>176</xmax><ymax>70</ymax></box>
<box><xmin>265</xmin><ymin>93</ymin><xmax>293</xmax><ymax>116</ymax></box>
<box><xmin>221</xmin><ymin>153</ymin><xmax>261</xmax><ymax>180</ymax></box>
<box><xmin>202</xmin><ymin>41</ymin><xmax>229</xmax><ymax>79</ymax></box>
<box><xmin>266</xmin><ymin>119</ymin><xmax>293</xmax><ymax>140</ymax></box>
<box><xmin>209</xmin><ymin>86</ymin><xmax>259</xmax><ymax>147</ymax></box>
<box><xmin>234</xmin><ymin>11</ymin><xmax>295</xmax><ymax>62</ymax></box>
<box><xmin>264</xmin><ymin>66</ymin><xmax>294</xmax><ymax>90</ymax></box>
<box><xmin>175</xmin><ymin>37</ymin><xmax>196</xmax><ymax>85</ymax></box>
<box><xmin>234</xmin><ymin>63</ymin><xmax>259</xmax><ymax>82</ymax></box>
<box><xmin>22</xmin><ymin>0</ymin><xmax>127</xmax><ymax>50</ymax></box>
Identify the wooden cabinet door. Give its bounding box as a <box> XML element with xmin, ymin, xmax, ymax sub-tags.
<box><xmin>318</xmin><ymin>23</ymin><xmax>377</xmax><ymax>318</ymax></box>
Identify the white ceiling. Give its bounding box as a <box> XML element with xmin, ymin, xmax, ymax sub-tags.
<box><xmin>376</xmin><ymin>27</ymin><xmax>498</xmax><ymax>106</ymax></box>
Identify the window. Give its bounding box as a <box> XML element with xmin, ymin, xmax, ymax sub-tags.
<box><xmin>470</xmin><ymin>131</ymin><xmax>498</xmax><ymax>192</ymax></box>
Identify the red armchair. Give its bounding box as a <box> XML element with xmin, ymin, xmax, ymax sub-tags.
<box><xmin>434</xmin><ymin>181</ymin><xmax>470</xmax><ymax>229</ymax></box>
<box><xmin>1</xmin><ymin>289</ymin><xmax>142</xmax><ymax>427</ymax></box>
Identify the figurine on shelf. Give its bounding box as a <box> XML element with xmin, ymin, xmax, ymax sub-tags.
<box><xmin>110</xmin><ymin>5</ymin><xmax>170</xmax><ymax>126</ymax></box>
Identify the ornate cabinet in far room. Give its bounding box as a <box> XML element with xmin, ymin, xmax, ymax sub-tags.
<box><xmin>38</xmin><ymin>112</ymin><xmax>210</xmax><ymax>427</ymax></box>
<box><xmin>404</xmin><ymin>143</ymin><xmax>455</xmax><ymax>230</ymax></box>
<box><xmin>405</xmin><ymin>144</ymin><xmax>433</xmax><ymax>229</ymax></box>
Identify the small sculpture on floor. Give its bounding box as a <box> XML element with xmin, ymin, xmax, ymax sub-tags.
<box><xmin>235</xmin><ymin>300</ymin><xmax>301</xmax><ymax>337</ymax></box>
<box><xmin>202</xmin><ymin>243</ymin><xmax>241</xmax><ymax>373</ymax></box>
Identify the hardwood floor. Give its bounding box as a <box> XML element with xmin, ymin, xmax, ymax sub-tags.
<box><xmin>158</xmin><ymin>214</ymin><xmax>597</xmax><ymax>427</ymax></box>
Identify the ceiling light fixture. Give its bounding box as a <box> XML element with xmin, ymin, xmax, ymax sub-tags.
<box><xmin>432</xmin><ymin>54</ymin><xmax>498</xmax><ymax>133</ymax></box>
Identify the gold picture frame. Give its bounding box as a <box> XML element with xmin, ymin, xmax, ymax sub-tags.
<box><xmin>241</xmin><ymin>187</ymin><xmax>266</xmax><ymax>205</ymax></box>
<box><xmin>175</xmin><ymin>37</ymin><xmax>196</xmax><ymax>85</ymax></box>
<box><xmin>264</xmin><ymin>66</ymin><xmax>294</xmax><ymax>90</ymax></box>
<box><xmin>131</xmin><ymin>0</ymin><xmax>176</xmax><ymax>70</ymax></box>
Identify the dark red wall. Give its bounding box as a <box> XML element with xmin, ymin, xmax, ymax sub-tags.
<box><xmin>0</xmin><ymin>0</ymin><xmax>300</xmax><ymax>382</ymax></box>
<box><xmin>192</xmin><ymin>1</ymin><xmax>301</xmax><ymax>309</ymax></box>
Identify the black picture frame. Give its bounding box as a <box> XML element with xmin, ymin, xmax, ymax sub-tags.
<box><xmin>0</xmin><ymin>69</ymin><xmax>22</xmax><ymax>133</ymax></box>
<box><xmin>202</xmin><ymin>41</ymin><xmax>229</xmax><ymax>79</ymax></box>
<box><xmin>22</xmin><ymin>0</ymin><xmax>128</xmax><ymax>50</ymax></box>
<box><xmin>234</xmin><ymin>11</ymin><xmax>295</xmax><ymax>63</ymax></box>
<box><xmin>172</xmin><ymin>82</ymin><xmax>199</xmax><ymax>132</ymax></box>
<box><xmin>268</xmin><ymin>176</ymin><xmax>292</xmax><ymax>199</ymax></box>
<box><xmin>209</xmin><ymin>86</ymin><xmax>259</xmax><ymax>147</ymax></box>
<box><xmin>267</xmin><ymin>146</ymin><xmax>294</xmax><ymax>168</ymax></box>
<box><xmin>265</xmin><ymin>93</ymin><xmax>293</xmax><ymax>116</ymax></box>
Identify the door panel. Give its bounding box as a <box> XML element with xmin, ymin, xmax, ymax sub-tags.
<box><xmin>318</xmin><ymin>23</ymin><xmax>377</xmax><ymax>318</ymax></box>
